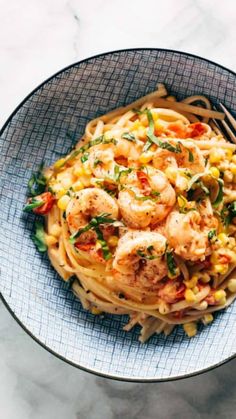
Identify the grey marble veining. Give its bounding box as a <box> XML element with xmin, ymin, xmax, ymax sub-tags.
<box><xmin>1</xmin><ymin>0</ymin><xmax>236</xmax><ymax>418</ymax></box>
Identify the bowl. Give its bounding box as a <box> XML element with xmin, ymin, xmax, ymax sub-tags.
<box><xmin>1</xmin><ymin>49</ymin><xmax>236</xmax><ymax>381</ymax></box>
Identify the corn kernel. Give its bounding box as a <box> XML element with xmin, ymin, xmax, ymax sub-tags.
<box><xmin>50</xmin><ymin>223</ymin><xmax>61</xmax><ymax>238</ymax></box>
<box><xmin>139</xmin><ymin>151</ymin><xmax>154</xmax><ymax>164</ymax></box>
<box><xmin>165</xmin><ymin>166</ymin><xmax>177</xmax><ymax>181</ymax></box>
<box><xmin>184</xmin><ymin>275</ymin><xmax>198</xmax><ymax>289</ymax></box>
<box><xmin>193</xmin><ymin>286</ymin><xmax>199</xmax><ymax>294</ymax></box>
<box><xmin>200</xmin><ymin>273</ymin><xmax>211</xmax><ymax>283</ymax></box>
<box><xmin>231</xmin><ymin>155</ymin><xmax>236</xmax><ymax>164</ymax></box>
<box><xmin>202</xmin><ymin>314</ymin><xmax>213</xmax><ymax>325</ymax></box>
<box><xmin>184</xmin><ymin>289</ymin><xmax>197</xmax><ymax>303</ymax></box>
<box><xmin>227</xmin><ymin>278</ymin><xmax>236</xmax><ymax>293</ymax></box>
<box><xmin>183</xmin><ymin>322</ymin><xmax>197</xmax><ymax>337</ymax></box>
<box><xmin>196</xmin><ymin>301</ymin><xmax>208</xmax><ymax>311</ymax></box>
<box><xmin>131</xmin><ymin>120</ymin><xmax>142</xmax><ymax>130</ymax></box>
<box><xmin>214</xmin><ymin>289</ymin><xmax>226</xmax><ymax>302</ymax></box>
<box><xmin>95</xmin><ymin>241</ymin><xmax>102</xmax><ymax>250</ymax></box>
<box><xmin>57</xmin><ymin>194</ymin><xmax>71</xmax><ymax>210</ymax></box>
<box><xmin>73</xmin><ymin>166</ymin><xmax>85</xmax><ymax>177</ymax></box>
<box><xmin>209</xmin><ymin>166</ymin><xmax>220</xmax><ymax>179</ymax></box>
<box><xmin>209</xmin><ymin>148</ymin><xmax>225</xmax><ymax>163</ymax></box>
<box><xmin>45</xmin><ymin>234</ymin><xmax>58</xmax><ymax>246</ymax></box>
<box><xmin>177</xmin><ymin>194</ymin><xmax>187</xmax><ymax>208</ymax></box>
<box><xmin>217</xmin><ymin>233</ymin><xmax>228</xmax><ymax>245</ymax></box>
<box><xmin>230</xmin><ymin>163</ymin><xmax>236</xmax><ymax>175</ymax></box>
<box><xmin>213</xmin><ymin>264</ymin><xmax>229</xmax><ymax>275</ymax></box>
<box><xmin>54</xmin><ymin>158</ymin><xmax>66</xmax><ymax>170</ymax></box>
<box><xmin>226</xmin><ymin>149</ymin><xmax>233</xmax><ymax>159</ymax></box>
<box><xmin>168</xmin><ymin>267</ymin><xmax>180</xmax><ymax>279</ymax></box>
<box><xmin>73</xmin><ymin>180</ymin><xmax>84</xmax><ymax>191</ymax></box>
<box><xmin>159</xmin><ymin>301</ymin><xmax>170</xmax><ymax>315</ymax></box>
<box><xmin>151</xmin><ymin>111</ymin><xmax>159</xmax><ymax>121</ymax></box>
<box><xmin>210</xmin><ymin>252</ymin><xmax>218</xmax><ymax>264</ymax></box>
<box><xmin>91</xmin><ymin>307</ymin><xmax>102</xmax><ymax>315</ymax></box>
<box><xmin>107</xmin><ymin>236</ymin><xmax>119</xmax><ymax>247</ymax></box>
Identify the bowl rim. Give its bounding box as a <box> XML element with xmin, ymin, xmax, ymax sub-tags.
<box><xmin>1</xmin><ymin>47</ymin><xmax>236</xmax><ymax>382</ymax></box>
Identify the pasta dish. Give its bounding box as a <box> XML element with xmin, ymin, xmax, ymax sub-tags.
<box><xmin>24</xmin><ymin>83</ymin><xmax>236</xmax><ymax>342</ymax></box>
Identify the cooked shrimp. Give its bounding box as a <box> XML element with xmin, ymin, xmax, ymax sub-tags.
<box><xmin>88</xmin><ymin>138</ymin><xmax>143</xmax><ymax>179</ymax></box>
<box><xmin>165</xmin><ymin>210</ymin><xmax>209</xmax><ymax>261</ymax></box>
<box><xmin>153</xmin><ymin>140</ymin><xmax>205</xmax><ymax>173</ymax></box>
<box><xmin>66</xmin><ymin>188</ymin><xmax>119</xmax><ymax>236</ymax></box>
<box><xmin>113</xmin><ymin>231</ymin><xmax>167</xmax><ymax>288</ymax></box>
<box><xmin>118</xmin><ymin>168</ymin><xmax>176</xmax><ymax>228</ymax></box>
<box><xmin>88</xmin><ymin>144</ymin><xmax>116</xmax><ymax>178</ymax></box>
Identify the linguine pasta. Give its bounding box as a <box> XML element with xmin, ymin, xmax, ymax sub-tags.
<box><xmin>24</xmin><ymin>83</ymin><xmax>236</xmax><ymax>342</ymax></box>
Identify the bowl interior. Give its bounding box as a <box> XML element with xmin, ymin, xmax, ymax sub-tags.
<box><xmin>1</xmin><ymin>49</ymin><xmax>236</xmax><ymax>381</ymax></box>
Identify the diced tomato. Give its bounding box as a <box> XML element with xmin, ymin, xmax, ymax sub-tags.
<box><xmin>167</xmin><ymin>122</ymin><xmax>187</xmax><ymax>138</ymax></box>
<box><xmin>102</xmin><ymin>225</ymin><xmax>116</xmax><ymax>241</ymax></box>
<box><xmin>33</xmin><ymin>192</ymin><xmax>55</xmax><ymax>215</ymax></box>
<box><xmin>137</xmin><ymin>171</ymin><xmax>151</xmax><ymax>195</ymax></box>
<box><xmin>75</xmin><ymin>243</ymin><xmax>106</xmax><ymax>264</ymax></box>
<box><xmin>205</xmin><ymin>289</ymin><xmax>216</xmax><ymax>305</ymax></box>
<box><xmin>115</xmin><ymin>156</ymin><xmax>128</xmax><ymax>166</ymax></box>
<box><xmin>158</xmin><ymin>279</ymin><xmax>186</xmax><ymax>304</ymax></box>
<box><xmin>186</xmin><ymin>122</ymin><xmax>207</xmax><ymax>138</ymax></box>
<box><xmin>218</xmin><ymin>254</ymin><xmax>231</xmax><ymax>264</ymax></box>
<box><xmin>75</xmin><ymin>243</ymin><xmax>95</xmax><ymax>251</ymax></box>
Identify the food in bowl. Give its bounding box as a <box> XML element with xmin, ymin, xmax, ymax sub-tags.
<box><xmin>23</xmin><ymin>83</ymin><xmax>236</xmax><ymax>342</ymax></box>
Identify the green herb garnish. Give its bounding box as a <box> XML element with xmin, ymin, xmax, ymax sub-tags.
<box><xmin>212</xmin><ymin>178</ymin><xmax>224</xmax><ymax>207</ymax></box>
<box><xmin>94</xmin><ymin>159</ymin><xmax>102</xmax><ymax>167</ymax></box>
<box><xmin>121</xmin><ymin>132</ymin><xmax>136</xmax><ymax>142</ymax></box>
<box><xmin>143</xmin><ymin>110</ymin><xmax>182</xmax><ymax>153</ymax></box>
<box><xmin>208</xmin><ymin>229</ymin><xmax>216</xmax><ymax>241</ymax></box>
<box><xmin>114</xmin><ymin>165</ymin><xmax>132</xmax><ymax>182</ymax></box>
<box><xmin>28</xmin><ymin>163</ymin><xmax>47</xmax><ymax>196</ymax></box>
<box><xmin>135</xmin><ymin>191</ymin><xmax>160</xmax><ymax>202</ymax></box>
<box><xmin>70</xmin><ymin>213</ymin><xmax>116</xmax><ymax>243</ymax></box>
<box><xmin>23</xmin><ymin>198</ymin><xmax>44</xmax><ymax>212</ymax></box>
<box><xmin>166</xmin><ymin>251</ymin><xmax>177</xmax><ymax>277</ymax></box>
<box><xmin>81</xmin><ymin>152</ymin><xmax>89</xmax><ymax>163</ymax></box>
<box><xmin>136</xmin><ymin>249</ymin><xmax>157</xmax><ymax>260</ymax></box>
<box><xmin>32</xmin><ymin>221</ymin><xmax>47</xmax><ymax>252</ymax></box>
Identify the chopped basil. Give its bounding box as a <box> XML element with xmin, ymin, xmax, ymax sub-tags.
<box><xmin>136</xmin><ymin>249</ymin><xmax>157</xmax><ymax>260</ymax></box>
<box><xmin>143</xmin><ymin>110</ymin><xmax>182</xmax><ymax>153</ymax></box>
<box><xmin>208</xmin><ymin>229</ymin><xmax>216</xmax><ymax>241</ymax></box>
<box><xmin>212</xmin><ymin>178</ymin><xmax>224</xmax><ymax>207</ymax></box>
<box><xmin>220</xmin><ymin>201</ymin><xmax>236</xmax><ymax>226</ymax></box>
<box><xmin>70</xmin><ymin>213</ymin><xmax>116</xmax><ymax>243</ymax></box>
<box><xmin>166</xmin><ymin>251</ymin><xmax>177</xmax><ymax>277</ymax></box>
<box><xmin>28</xmin><ymin>163</ymin><xmax>47</xmax><ymax>196</ymax></box>
<box><xmin>94</xmin><ymin>226</ymin><xmax>112</xmax><ymax>260</ymax></box>
<box><xmin>135</xmin><ymin>191</ymin><xmax>160</xmax><ymax>202</ymax></box>
<box><xmin>32</xmin><ymin>221</ymin><xmax>47</xmax><ymax>252</ymax></box>
<box><xmin>114</xmin><ymin>165</ymin><xmax>132</xmax><ymax>182</ymax></box>
<box><xmin>94</xmin><ymin>159</ymin><xmax>102</xmax><ymax>167</ymax></box>
<box><xmin>23</xmin><ymin>198</ymin><xmax>44</xmax><ymax>212</ymax></box>
<box><xmin>121</xmin><ymin>132</ymin><xmax>136</xmax><ymax>142</ymax></box>
<box><xmin>81</xmin><ymin>152</ymin><xmax>89</xmax><ymax>163</ymax></box>
<box><xmin>188</xmin><ymin>149</ymin><xmax>194</xmax><ymax>162</ymax></box>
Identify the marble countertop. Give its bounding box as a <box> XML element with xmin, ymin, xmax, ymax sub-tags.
<box><xmin>1</xmin><ymin>0</ymin><xmax>236</xmax><ymax>418</ymax></box>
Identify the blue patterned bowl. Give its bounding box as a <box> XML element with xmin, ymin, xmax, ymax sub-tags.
<box><xmin>1</xmin><ymin>49</ymin><xmax>236</xmax><ymax>381</ymax></box>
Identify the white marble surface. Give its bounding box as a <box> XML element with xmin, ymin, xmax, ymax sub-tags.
<box><xmin>1</xmin><ymin>0</ymin><xmax>236</xmax><ymax>418</ymax></box>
